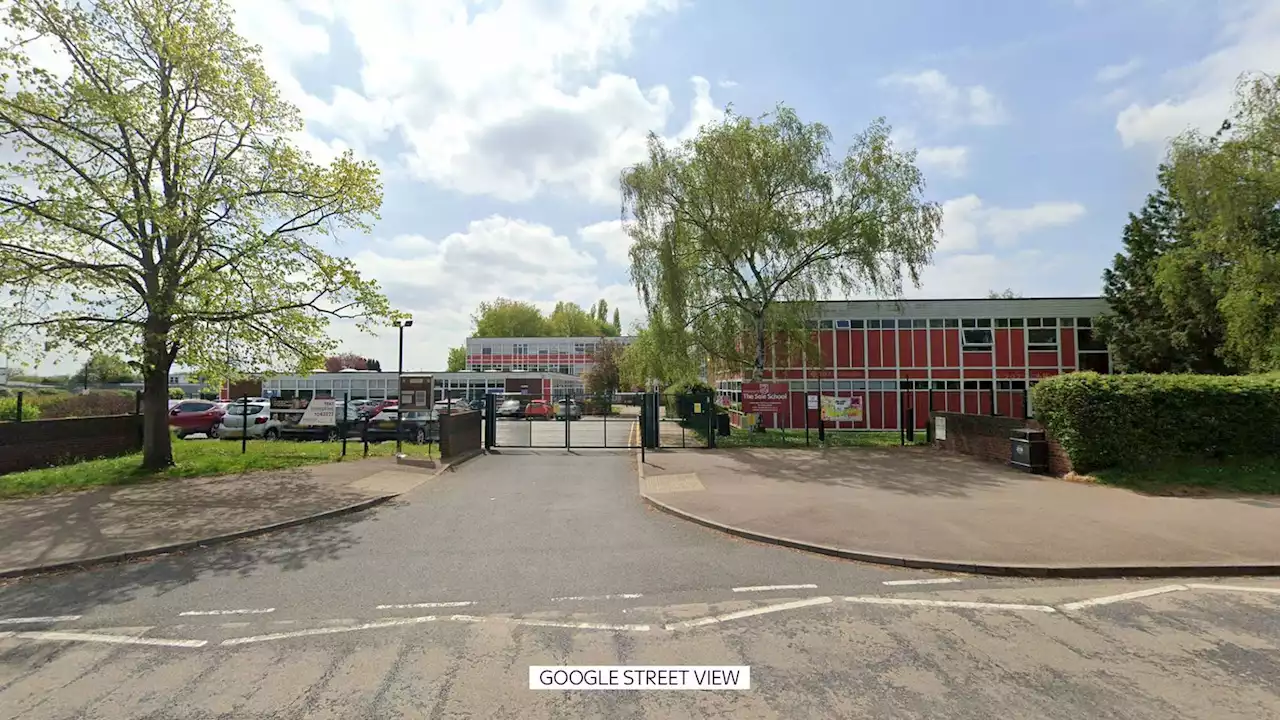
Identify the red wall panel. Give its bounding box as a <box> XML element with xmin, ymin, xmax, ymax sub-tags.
<box><xmin>835</xmin><ymin>330</ymin><xmax>852</xmax><ymax>367</ymax></box>
<box><xmin>869</xmin><ymin>369</ymin><xmax>897</xmax><ymax>379</ymax></box>
<box><xmin>868</xmin><ymin>392</ymin><xmax>883</xmax><ymax>430</ymax></box>
<box><xmin>850</xmin><ymin>331</ymin><xmax>866</xmax><ymax>368</ymax></box>
<box><xmin>946</xmin><ymin>392</ymin><xmax>961</xmax><ymax>412</ymax></box>
<box><xmin>943</xmin><ymin>330</ymin><xmax>960</xmax><ymax>367</ymax></box>
<box><xmin>930</xmin><ymin>330</ymin><xmax>947</xmax><ymax>366</ymax></box>
<box><xmin>898</xmin><ymin>331</ymin><xmax>913</xmax><ymax>368</ymax></box>
<box><xmin>819</xmin><ymin>331</ymin><xmax>835</xmax><ymax>368</ymax></box>
<box><xmin>1029</xmin><ymin>351</ymin><xmax>1059</xmax><ymax>367</ymax></box>
<box><xmin>913</xmin><ymin>330</ymin><xmax>929</xmax><ymax>368</ymax></box>
<box><xmin>1061</xmin><ymin>328</ymin><xmax>1077</xmax><ymax>369</ymax></box>
<box><xmin>931</xmin><ymin>368</ymin><xmax>961</xmax><ymax>379</ymax></box>
<box><xmin>962</xmin><ymin>351</ymin><xmax>993</xmax><ymax>367</ymax></box>
<box><xmin>1010</xmin><ymin>329</ymin><xmax>1026</xmax><ymax>367</ymax></box>
<box><xmin>867</xmin><ymin>331</ymin><xmax>882</xmax><ymax>367</ymax></box>
<box><xmin>880</xmin><ymin>331</ymin><xmax>897</xmax><ymax>367</ymax></box>
<box><xmin>994</xmin><ymin>329</ymin><xmax>1012</xmax><ymax>367</ymax></box>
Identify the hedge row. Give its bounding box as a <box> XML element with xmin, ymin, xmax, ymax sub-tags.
<box><xmin>1031</xmin><ymin>372</ymin><xmax>1280</xmax><ymax>472</ymax></box>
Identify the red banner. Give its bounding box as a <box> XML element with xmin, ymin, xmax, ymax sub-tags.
<box><xmin>741</xmin><ymin>382</ymin><xmax>789</xmax><ymax>414</ymax></box>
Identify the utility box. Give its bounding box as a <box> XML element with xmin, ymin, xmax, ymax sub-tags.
<box><xmin>1010</xmin><ymin>428</ymin><xmax>1048</xmax><ymax>474</ymax></box>
<box><xmin>717</xmin><ymin>413</ymin><xmax>731</xmax><ymax>437</ymax></box>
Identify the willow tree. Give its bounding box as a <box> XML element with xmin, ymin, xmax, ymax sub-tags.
<box><xmin>621</xmin><ymin>105</ymin><xmax>941</xmax><ymax>380</ymax></box>
<box><xmin>0</xmin><ymin>0</ymin><xmax>395</xmax><ymax>469</ymax></box>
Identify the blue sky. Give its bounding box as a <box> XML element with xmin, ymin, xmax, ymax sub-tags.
<box><xmin>19</xmin><ymin>0</ymin><xmax>1280</xmax><ymax>374</ymax></box>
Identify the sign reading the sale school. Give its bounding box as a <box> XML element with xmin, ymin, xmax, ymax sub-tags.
<box><xmin>820</xmin><ymin>395</ymin><xmax>863</xmax><ymax>422</ymax></box>
<box><xmin>741</xmin><ymin>382</ymin><xmax>789</xmax><ymax>414</ymax></box>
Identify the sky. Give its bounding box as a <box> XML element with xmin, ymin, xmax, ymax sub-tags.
<box><xmin>15</xmin><ymin>0</ymin><xmax>1280</xmax><ymax>374</ymax></box>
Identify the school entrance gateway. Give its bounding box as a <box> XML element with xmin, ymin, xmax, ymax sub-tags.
<box><xmin>481</xmin><ymin>391</ymin><xmax>713</xmax><ymax>450</ymax></box>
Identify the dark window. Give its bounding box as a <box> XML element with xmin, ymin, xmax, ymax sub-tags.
<box><xmin>836</xmin><ymin>320</ymin><xmax>850</xmax><ymax>328</ymax></box>
<box><xmin>944</xmin><ymin>318</ymin><xmax>960</xmax><ymax>328</ymax></box>
<box><xmin>882</xmin><ymin>319</ymin><xmax>897</xmax><ymax>329</ymax></box>
<box><xmin>1077</xmin><ymin>328</ymin><xmax>1107</xmax><ymax>352</ymax></box>
<box><xmin>868</xmin><ymin>319</ymin><xmax>881</xmax><ymax>329</ymax></box>
<box><xmin>962</xmin><ymin>329</ymin><xmax>994</xmax><ymax>348</ymax></box>
<box><xmin>1009</xmin><ymin>318</ymin><xmax>1024</xmax><ymax>328</ymax></box>
<box><xmin>1078</xmin><ymin>352</ymin><xmax>1110</xmax><ymax>373</ymax></box>
<box><xmin>977</xmin><ymin>318</ymin><xmax>992</xmax><ymax>328</ymax></box>
<box><xmin>978</xmin><ymin>380</ymin><xmax>993</xmax><ymax>390</ymax></box>
<box><xmin>912</xmin><ymin>319</ymin><xmax>928</xmax><ymax>329</ymax></box>
<box><xmin>899</xmin><ymin>380</ymin><xmax>913</xmax><ymax>390</ymax></box>
<box><xmin>1059</xmin><ymin>318</ymin><xmax>1075</xmax><ymax>327</ymax></box>
<box><xmin>915</xmin><ymin>380</ymin><xmax>930</xmax><ymax>389</ymax></box>
<box><xmin>850</xmin><ymin>319</ymin><xmax>865</xmax><ymax>329</ymax></box>
<box><xmin>1077</xmin><ymin>317</ymin><xmax>1093</xmax><ymax>328</ymax></box>
<box><xmin>819</xmin><ymin>319</ymin><xmax>834</xmax><ymax>329</ymax></box>
<box><xmin>932</xmin><ymin>380</ymin><xmax>946</xmax><ymax>390</ymax></box>
<box><xmin>963</xmin><ymin>380</ymin><xmax>979</xmax><ymax>390</ymax></box>
<box><xmin>996</xmin><ymin>318</ymin><xmax>1009</xmax><ymax>328</ymax></box>
<box><xmin>481</xmin><ymin>346</ymin><xmax>492</xmax><ymax>355</ymax></box>
<box><xmin>1040</xmin><ymin>318</ymin><xmax>1057</xmax><ymax>327</ymax></box>
<box><xmin>962</xmin><ymin>318</ymin><xmax>976</xmax><ymax>328</ymax></box>
<box><xmin>946</xmin><ymin>381</ymin><xmax>961</xmax><ymax>390</ymax></box>
<box><xmin>1028</xmin><ymin>328</ymin><xmax>1058</xmax><ymax>350</ymax></box>
<box><xmin>1027</xmin><ymin>318</ymin><xmax>1041</xmax><ymax>328</ymax></box>
<box><xmin>929</xmin><ymin>319</ymin><xmax>944</xmax><ymax>328</ymax></box>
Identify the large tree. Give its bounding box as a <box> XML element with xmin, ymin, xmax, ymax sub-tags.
<box><xmin>78</xmin><ymin>352</ymin><xmax>137</xmax><ymax>385</ymax></box>
<box><xmin>471</xmin><ymin>298</ymin><xmax>548</xmax><ymax>337</ymax></box>
<box><xmin>1094</xmin><ymin>166</ymin><xmax>1234</xmax><ymax>374</ymax></box>
<box><xmin>0</xmin><ymin>0</ymin><xmax>394</xmax><ymax>469</ymax></box>
<box><xmin>446</xmin><ymin>345</ymin><xmax>466</xmax><ymax>372</ymax></box>
<box><xmin>547</xmin><ymin>300</ymin><xmax>604</xmax><ymax>337</ymax></box>
<box><xmin>583</xmin><ymin>339</ymin><xmax>623</xmax><ymax>397</ymax></box>
<box><xmin>1163</xmin><ymin>72</ymin><xmax>1280</xmax><ymax>372</ymax></box>
<box><xmin>621</xmin><ymin>105</ymin><xmax>941</xmax><ymax>379</ymax></box>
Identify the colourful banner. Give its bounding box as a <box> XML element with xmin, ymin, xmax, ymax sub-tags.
<box><xmin>820</xmin><ymin>395</ymin><xmax>863</xmax><ymax>422</ymax></box>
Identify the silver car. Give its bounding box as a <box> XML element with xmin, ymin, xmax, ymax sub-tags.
<box><xmin>219</xmin><ymin>402</ymin><xmax>283</xmax><ymax>440</ymax></box>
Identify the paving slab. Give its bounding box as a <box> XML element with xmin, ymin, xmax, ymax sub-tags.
<box><xmin>0</xmin><ymin>458</ymin><xmax>447</xmax><ymax>577</ymax></box>
<box><xmin>637</xmin><ymin>447</ymin><xmax>1280</xmax><ymax>576</ymax></box>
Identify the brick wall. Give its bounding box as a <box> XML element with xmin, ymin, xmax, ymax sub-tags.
<box><xmin>0</xmin><ymin>414</ymin><xmax>143</xmax><ymax>475</ymax></box>
<box><xmin>930</xmin><ymin>411</ymin><xmax>1072</xmax><ymax>476</ymax></box>
<box><xmin>439</xmin><ymin>410</ymin><xmax>482</xmax><ymax>459</ymax></box>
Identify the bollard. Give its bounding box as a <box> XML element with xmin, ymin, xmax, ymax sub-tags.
<box><xmin>241</xmin><ymin>395</ymin><xmax>249</xmax><ymax>454</ymax></box>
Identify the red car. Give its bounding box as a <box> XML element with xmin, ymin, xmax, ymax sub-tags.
<box><xmin>168</xmin><ymin>400</ymin><xmax>226</xmax><ymax>439</ymax></box>
<box><xmin>524</xmin><ymin>400</ymin><xmax>555</xmax><ymax>420</ymax></box>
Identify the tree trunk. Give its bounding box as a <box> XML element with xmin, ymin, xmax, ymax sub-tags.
<box><xmin>141</xmin><ymin>340</ymin><xmax>175</xmax><ymax>471</ymax></box>
<box><xmin>752</xmin><ymin>315</ymin><xmax>766</xmax><ymax>381</ymax></box>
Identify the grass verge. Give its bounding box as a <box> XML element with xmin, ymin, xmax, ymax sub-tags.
<box><xmin>0</xmin><ymin>436</ymin><xmax>438</xmax><ymax>499</ymax></box>
<box><xmin>1088</xmin><ymin>456</ymin><xmax>1280</xmax><ymax>496</ymax></box>
<box><xmin>685</xmin><ymin>423</ymin><xmax>928</xmax><ymax>449</ymax></box>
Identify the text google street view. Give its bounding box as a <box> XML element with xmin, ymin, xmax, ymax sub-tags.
<box><xmin>1</xmin><ymin>1</ymin><xmax>1278</xmax><ymax>718</ymax></box>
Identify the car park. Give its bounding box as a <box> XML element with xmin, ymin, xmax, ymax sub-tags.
<box><xmin>524</xmin><ymin>399</ymin><xmax>555</xmax><ymax>420</ymax></box>
<box><xmin>218</xmin><ymin>402</ymin><xmax>283</xmax><ymax>440</ymax></box>
<box><xmin>496</xmin><ymin>398</ymin><xmax>525</xmax><ymax>418</ymax></box>
<box><xmin>168</xmin><ymin>400</ymin><xmax>226</xmax><ymax>438</ymax></box>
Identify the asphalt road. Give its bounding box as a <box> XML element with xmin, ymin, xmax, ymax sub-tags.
<box><xmin>2</xmin><ymin>451</ymin><xmax>1279</xmax><ymax>718</ymax></box>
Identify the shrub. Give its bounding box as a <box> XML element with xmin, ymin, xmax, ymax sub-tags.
<box><xmin>665</xmin><ymin>380</ymin><xmax>716</xmax><ymax>424</ymax></box>
<box><xmin>36</xmin><ymin>391</ymin><xmax>136</xmax><ymax>419</ymax></box>
<box><xmin>1031</xmin><ymin>372</ymin><xmax>1280</xmax><ymax>472</ymax></box>
<box><xmin>0</xmin><ymin>396</ymin><xmax>41</xmax><ymax>421</ymax></box>
<box><xmin>168</xmin><ymin>387</ymin><xmax>186</xmax><ymax>400</ymax></box>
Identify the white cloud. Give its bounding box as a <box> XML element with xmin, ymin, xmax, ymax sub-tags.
<box><xmin>226</xmin><ymin>0</ymin><xmax>722</xmax><ymax>204</ymax></box>
<box><xmin>880</xmin><ymin>70</ymin><xmax>1008</xmax><ymax>127</ymax></box>
<box><xmin>890</xmin><ymin>127</ymin><xmax>969</xmax><ymax>178</ymax></box>
<box><xmin>1115</xmin><ymin>1</ymin><xmax>1280</xmax><ymax>147</ymax></box>
<box><xmin>718</xmin><ymin>79</ymin><xmax>739</xmax><ymax>89</ymax></box>
<box><xmin>579</xmin><ymin>220</ymin><xmax>634</xmax><ymax>266</ymax></box>
<box><xmin>909</xmin><ymin>251</ymin><xmax>1057</xmax><ymax>299</ymax></box>
<box><xmin>1096</xmin><ymin>58</ymin><xmax>1142</xmax><ymax>83</ymax></box>
<box><xmin>939</xmin><ymin>195</ymin><xmax>1086</xmax><ymax>253</ymax></box>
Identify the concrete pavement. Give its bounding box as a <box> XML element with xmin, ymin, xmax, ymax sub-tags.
<box><xmin>0</xmin><ymin>459</ymin><xmax>440</xmax><ymax>578</ymax></box>
<box><xmin>639</xmin><ymin>447</ymin><xmax>1280</xmax><ymax>576</ymax></box>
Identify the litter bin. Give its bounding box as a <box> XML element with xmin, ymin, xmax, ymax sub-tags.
<box><xmin>716</xmin><ymin>412</ymin><xmax>731</xmax><ymax>437</ymax></box>
<box><xmin>1010</xmin><ymin>428</ymin><xmax>1048</xmax><ymax>474</ymax></box>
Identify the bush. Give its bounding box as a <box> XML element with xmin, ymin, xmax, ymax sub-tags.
<box><xmin>1031</xmin><ymin>372</ymin><xmax>1280</xmax><ymax>472</ymax></box>
<box><xmin>168</xmin><ymin>387</ymin><xmax>186</xmax><ymax>400</ymax></box>
<box><xmin>665</xmin><ymin>380</ymin><xmax>716</xmax><ymax>424</ymax></box>
<box><xmin>37</xmin><ymin>391</ymin><xmax>137</xmax><ymax>419</ymax></box>
<box><xmin>0</xmin><ymin>397</ymin><xmax>41</xmax><ymax>421</ymax></box>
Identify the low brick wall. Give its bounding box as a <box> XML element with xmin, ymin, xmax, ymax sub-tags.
<box><xmin>439</xmin><ymin>410</ymin><xmax>482</xmax><ymax>460</ymax></box>
<box><xmin>930</xmin><ymin>411</ymin><xmax>1072</xmax><ymax>476</ymax></box>
<box><xmin>0</xmin><ymin>414</ymin><xmax>143</xmax><ymax>475</ymax></box>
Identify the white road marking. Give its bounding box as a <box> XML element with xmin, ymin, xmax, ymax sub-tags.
<box><xmin>0</xmin><ymin>615</ymin><xmax>82</xmax><ymax>625</ymax></box>
<box><xmin>221</xmin><ymin>616</ymin><xmax>438</xmax><ymax>645</ymax></box>
<box><xmin>551</xmin><ymin>594</ymin><xmax>644</xmax><ymax>602</ymax></box>
<box><xmin>882</xmin><ymin>578</ymin><xmax>963</xmax><ymax>586</ymax></box>
<box><xmin>1059</xmin><ymin>585</ymin><xmax>1188</xmax><ymax>611</ymax></box>
<box><xmin>665</xmin><ymin>597</ymin><xmax>834</xmax><ymax>631</ymax></box>
<box><xmin>178</xmin><ymin>608</ymin><xmax>275</xmax><ymax>616</ymax></box>
<box><xmin>1187</xmin><ymin>583</ymin><xmax>1280</xmax><ymax>595</ymax></box>
<box><xmin>731</xmin><ymin>584</ymin><xmax>819</xmax><ymax>593</ymax></box>
<box><xmin>844</xmin><ymin>597</ymin><xmax>1057</xmax><ymax>613</ymax></box>
<box><xmin>218</xmin><ymin>622</ymin><xmax>251</xmax><ymax>628</ymax></box>
<box><xmin>375</xmin><ymin>601</ymin><xmax>475</xmax><ymax>610</ymax></box>
<box><xmin>447</xmin><ymin>615</ymin><xmax>651</xmax><ymax>632</ymax></box>
<box><xmin>0</xmin><ymin>630</ymin><xmax>207</xmax><ymax>648</ymax></box>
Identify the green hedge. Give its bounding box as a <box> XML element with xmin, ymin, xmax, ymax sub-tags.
<box><xmin>1031</xmin><ymin>372</ymin><xmax>1280</xmax><ymax>472</ymax></box>
<box><xmin>0</xmin><ymin>397</ymin><xmax>41</xmax><ymax>422</ymax></box>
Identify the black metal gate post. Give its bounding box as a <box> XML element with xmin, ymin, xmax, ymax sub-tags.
<box><xmin>241</xmin><ymin>395</ymin><xmax>249</xmax><ymax>454</ymax></box>
<box><xmin>341</xmin><ymin>391</ymin><xmax>349</xmax><ymax>457</ymax></box>
<box><xmin>564</xmin><ymin>396</ymin><xmax>571</xmax><ymax>449</ymax></box>
<box><xmin>484</xmin><ymin>394</ymin><xmax>496</xmax><ymax>450</ymax></box>
<box><xmin>640</xmin><ymin>395</ymin><xmax>646</xmax><ymax>462</ymax></box>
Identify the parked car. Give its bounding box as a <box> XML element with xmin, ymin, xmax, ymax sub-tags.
<box><xmin>361</xmin><ymin>398</ymin><xmax>399</xmax><ymax>417</ymax></box>
<box><xmin>218</xmin><ymin>402</ymin><xmax>283</xmax><ymax>440</ymax></box>
<box><xmin>496</xmin><ymin>398</ymin><xmax>525</xmax><ymax>419</ymax></box>
<box><xmin>363</xmin><ymin>408</ymin><xmax>439</xmax><ymax>444</ymax></box>
<box><xmin>435</xmin><ymin>397</ymin><xmax>470</xmax><ymax>413</ymax></box>
<box><xmin>169</xmin><ymin>400</ymin><xmax>226</xmax><ymax>439</ymax></box>
<box><xmin>556</xmin><ymin>399</ymin><xmax>583</xmax><ymax>421</ymax></box>
<box><xmin>524</xmin><ymin>400</ymin><xmax>555</xmax><ymax>420</ymax></box>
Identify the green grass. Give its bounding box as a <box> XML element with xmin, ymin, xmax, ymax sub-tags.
<box><xmin>0</xmin><ymin>436</ymin><xmax>438</xmax><ymax>499</ymax></box>
<box><xmin>1089</xmin><ymin>456</ymin><xmax>1280</xmax><ymax>496</ymax></box>
<box><xmin>686</xmin><ymin>422</ymin><xmax>928</xmax><ymax>449</ymax></box>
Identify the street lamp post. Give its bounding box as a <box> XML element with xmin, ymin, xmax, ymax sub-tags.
<box><xmin>394</xmin><ymin>318</ymin><xmax>414</xmax><ymax>454</ymax></box>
